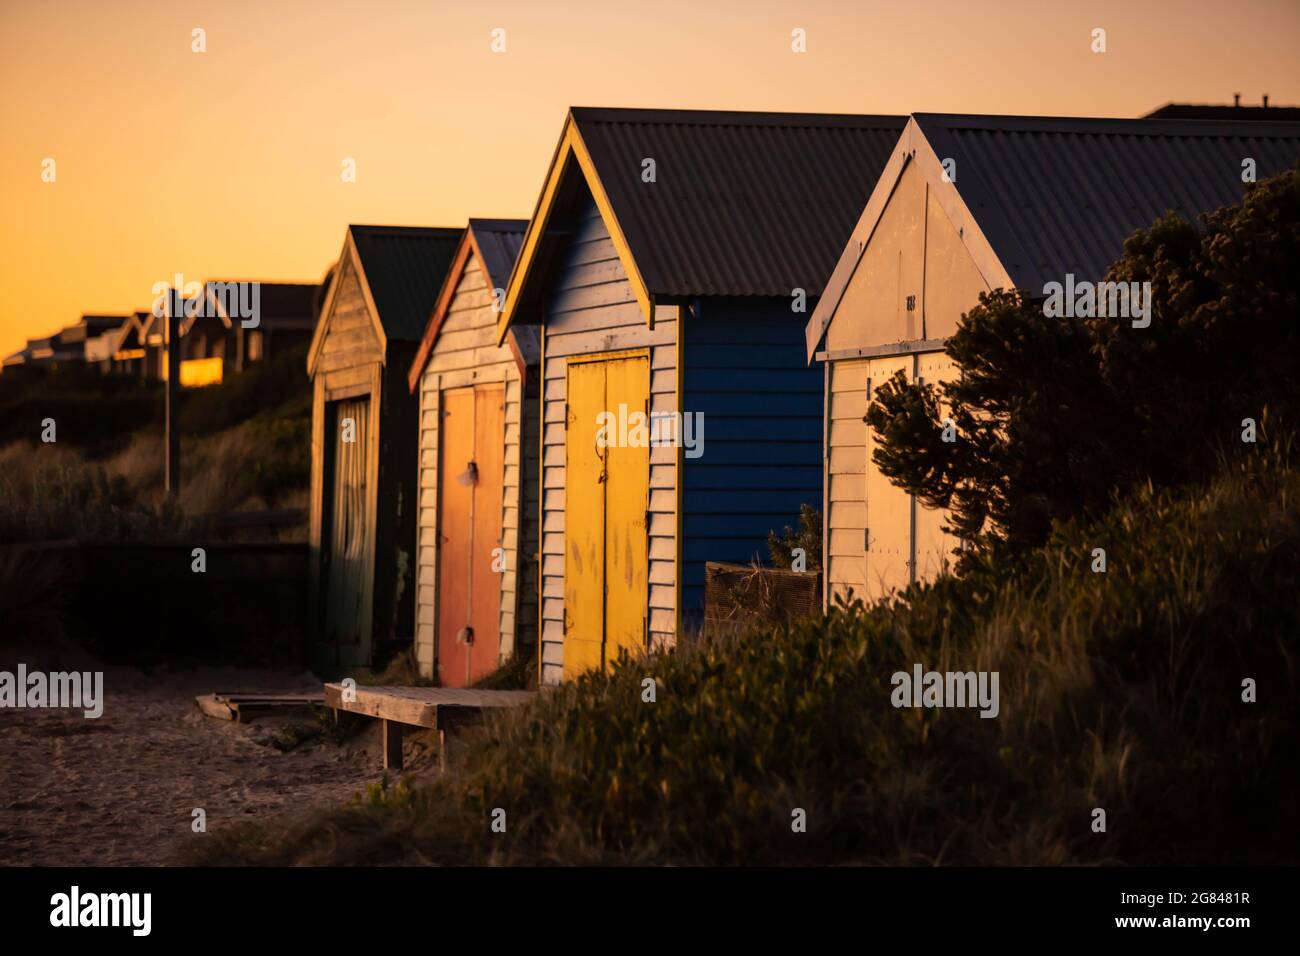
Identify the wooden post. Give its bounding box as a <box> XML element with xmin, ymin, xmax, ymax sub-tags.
<box><xmin>165</xmin><ymin>289</ymin><xmax>182</xmax><ymax>495</ymax></box>
<box><xmin>382</xmin><ymin>719</ymin><xmax>403</xmax><ymax>770</ymax></box>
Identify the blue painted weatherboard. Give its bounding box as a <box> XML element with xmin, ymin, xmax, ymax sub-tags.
<box><xmin>681</xmin><ymin>298</ymin><xmax>824</xmax><ymax>620</ymax></box>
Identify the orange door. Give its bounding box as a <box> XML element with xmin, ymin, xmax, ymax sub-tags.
<box><xmin>469</xmin><ymin>385</ymin><xmax>505</xmax><ymax>681</ymax></box>
<box><xmin>437</xmin><ymin>384</ymin><xmax>506</xmax><ymax>687</ymax></box>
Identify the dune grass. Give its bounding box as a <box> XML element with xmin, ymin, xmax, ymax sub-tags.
<box><xmin>0</xmin><ymin>346</ymin><xmax>311</xmax><ymax>543</ymax></box>
<box><xmin>188</xmin><ymin>444</ymin><xmax>1299</xmax><ymax>866</ymax></box>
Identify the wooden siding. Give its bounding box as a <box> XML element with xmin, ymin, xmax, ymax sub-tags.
<box><xmin>826</xmin><ymin>358</ymin><xmax>868</xmax><ymax>605</ymax></box>
<box><xmin>825</xmin><ymin>348</ymin><xmax>961</xmax><ymax>605</ymax></box>
<box><xmin>539</xmin><ymin>196</ymin><xmax>678</xmax><ymax>686</ymax></box>
<box><xmin>309</xmin><ymin>254</ymin><xmax>384</xmax><ymax>674</ymax></box>
<box><xmin>415</xmin><ymin>252</ymin><xmax>537</xmax><ymax>681</ymax></box>
<box><xmin>680</xmin><ymin>301</ymin><xmax>823</xmax><ymax>620</ymax></box>
<box><xmin>820</xmin><ymin>153</ymin><xmax>987</xmax><ymax>605</ymax></box>
<box><xmin>823</xmin><ymin>159</ymin><xmax>991</xmax><ymax>355</ymax></box>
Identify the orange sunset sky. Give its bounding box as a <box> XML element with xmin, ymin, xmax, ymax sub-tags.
<box><xmin>2</xmin><ymin>0</ymin><xmax>1298</xmax><ymax>359</ymax></box>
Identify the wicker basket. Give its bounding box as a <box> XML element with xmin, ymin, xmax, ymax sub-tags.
<box><xmin>702</xmin><ymin>561</ymin><xmax>822</xmax><ymax>638</ymax></box>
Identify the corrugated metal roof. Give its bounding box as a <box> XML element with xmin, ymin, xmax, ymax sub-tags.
<box><xmin>468</xmin><ymin>218</ymin><xmax>526</xmax><ymax>293</ymax></box>
<box><xmin>469</xmin><ymin>219</ymin><xmax>538</xmax><ymax>367</ymax></box>
<box><xmin>406</xmin><ymin>219</ymin><xmax>532</xmax><ymax>391</ymax></box>
<box><xmin>1146</xmin><ymin>103</ymin><xmax>1300</xmax><ymax>121</ymax></box>
<box><xmin>571</xmin><ymin>107</ymin><xmax>905</xmax><ymax>297</ymax></box>
<box><xmin>913</xmin><ymin>113</ymin><xmax>1300</xmax><ymax>291</ymax></box>
<box><xmin>351</xmin><ymin>225</ymin><xmax>463</xmax><ymax>341</ymax></box>
<box><xmin>808</xmin><ymin>113</ymin><xmax>1300</xmax><ymax>357</ymax></box>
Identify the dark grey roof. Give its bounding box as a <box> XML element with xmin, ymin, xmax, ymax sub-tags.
<box><xmin>570</xmin><ymin>107</ymin><xmax>905</xmax><ymax>297</ymax></box>
<box><xmin>351</xmin><ymin>226</ymin><xmax>464</xmax><ymax>341</ymax></box>
<box><xmin>1146</xmin><ymin>103</ymin><xmax>1300</xmax><ymax>121</ymax></box>
<box><xmin>468</xmin><ymin>219</ymin><xmax>526</xmax><ymax>293</ymax></box>
<box><xmin>470</xmin><ymin>219</ymin><xmax>537</xmax><ymax>364</ymax></box>
<box><xmin>913</xmin><ymin>112</ymin><xmax>1300</xmax><ymax>290</ymax></box>
<box><xmin>80</xmin><ymin>314</ymin><xmax>130</xmax><ymax>333</ymax></box>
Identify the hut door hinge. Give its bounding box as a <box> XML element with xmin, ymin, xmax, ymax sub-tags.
<box><xmin>563</xmin><ymin>609</ymin><xmax>573</xmax><ymax>635</ymax></box>
<box><xmin>864</xmin><ymin>527</ymin><xmax>870</xmax><ymax>552</ymax></box>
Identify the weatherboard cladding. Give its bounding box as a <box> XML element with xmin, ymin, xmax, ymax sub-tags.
<box><xmin>571</xmin><ymin>108</ymin><xmax>905</xmax><ymax>298</ymax></box>
<box><xmin>680</xmin><ymin>300</ymin><xmax>824</xmax><ymax>618</ymax></box>
<box><xmin>539</xmin><ymin>196</ymin><xmax>680</xmax><ymax>686</ymax></box>
<box><xmin>351</xmin><ymin>226</ymin><xmax>463</xmax><ymax>341</ymax></box>
<box><xmin>413</xmin><ymin>221</ymin><xmax>538</xmax><ymax>682</ymax></box>
<box><xmin>912</xmin><ymin>113</ymin><xmax>1300</xmax><ymax>293</ymax></box>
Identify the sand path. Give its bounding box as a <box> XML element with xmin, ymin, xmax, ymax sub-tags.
<box><xmin>0</xmin><ymin>662</ymin><xmax>420</xmax><ymax>866</ymax></box>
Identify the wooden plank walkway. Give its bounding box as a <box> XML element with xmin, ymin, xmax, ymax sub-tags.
<box><xmin>195</xmin><ymin>692</ymin><xmax>324</xmax><ymax>723</ymax></box>
<box><xmin>323</xmin><ymin>683</ymin><xmax>536</xmax><ymax>770</ymax></box>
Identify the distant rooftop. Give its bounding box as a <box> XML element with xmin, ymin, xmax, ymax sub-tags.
<box><xmin>1146</xmin><ymin>96</ymin><xmax>1300</xmax><ymax>121</ymax></box>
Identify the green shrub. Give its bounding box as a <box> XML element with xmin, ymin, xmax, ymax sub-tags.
<box><xmin>868</xmin><ymin>164</ymin><xmax>1300</xmax><ymax>561</ymax></box>
<box><xmin>189</xmin><ymin>447</ymin><xmax>1299</xmax><ymax>866</ymax></box>
<box><xmin>767</xmin><ymin>504</ymin><xmax>822</xmax><ymax>571</ymax></box>
<box><xmin>0</xmin><ymin>454</ymin><xmax>187</xmax><ymax>543</ymax></box>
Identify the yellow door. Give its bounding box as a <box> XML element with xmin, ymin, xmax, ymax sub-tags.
<box><xmin>563</xmin><ymin>352</ymin><xmax>649</xmax><ymax>679</ymax></box>
<box><xmin>864</xmin><ymin>354</ymin><xmax>914</xmax><ymax>597</ymax></box>
<box><xmin>564</xmin><ymin>360</ymin><xmax>606</xmax><ymax>679</ymax></box>
<box><xmin>602</xmin><ymin>354</ymin><xmax>650</xmax><ymax>666</ymax></box>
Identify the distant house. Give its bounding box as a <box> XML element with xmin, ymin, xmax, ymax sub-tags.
<box><xmin>494</xmin><ymin>107</ymin><xmax>905</xmax><ymax>685</ymax></box>
<box><xmin>80</xmin><ymin>314</ymin><xmax>133</xmax><ymax>371</ymax></box>
<box><xmin>307</xmin><ymin>225</ymin><xmax>463</xmax><ymax>677</ymax></box>
<box><xmin>406</xmin><ymin>219</ymin><xmax>538</xmax><ymax>686</ymax></box>
<box><xmin>176</xmin><ymin>289</ymin><xmax>233</xmax><ymax>386</ymax></box>
<box><xmin>806</xmin><ymin>113</ymin><xmax>1300</xmax><ymax>605</ymax></box>
<box><xmin>1146</xmin><ymin>96</ymin><xmax>1300</xmax><ymax>121</ymax></box>
<box><xmin>106</xmin><ymin>312</ymin><xmax>153</xmax><ymax>379</ymax></box>
<box><xmin>224</xmin><ymin>281</ymin><xmax>319</xmax><ymax>371</ymax></box>
<box><xmin>23</xmin><ymin>327</ymin><xmax>83</xmax><ymax>366</ymax></box>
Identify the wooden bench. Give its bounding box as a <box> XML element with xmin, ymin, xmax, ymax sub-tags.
<box><xmin>322</xmin><ymin>683</ymin><xmax>536</xmax><ymax>770</ymax></box>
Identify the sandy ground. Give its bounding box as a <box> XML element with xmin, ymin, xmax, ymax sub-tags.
<box><xmin>0</xmin><ymin>641</ymin><xmax>438</xmax><ymax>866</ymax></box>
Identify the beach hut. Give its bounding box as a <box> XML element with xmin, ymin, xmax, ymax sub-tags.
<box><xmin>805</xmin><ymin>113</ymin><xmax>1300</xmax><ymax>605</ymax></box>
<box><xmin>176</xmin><ymin>288</ymin><xmax>234</xmax><ymax>386</ymax></box>
<box><xmin>80</xmin><ymin>314</ymin><xmax>132</xmax><ymax>373</ymax></box>
<box><xmin>494</xmin><ymin>107</ymin><xmax>904</xmax><ymax>685</ymax></box>
<box><xmin>406</xmin><ymin>219</ymin><xmax>538</xmax><ymax>685</ymax></box>
<box><xmin>306</xmin><ymin>224</ymin><xmax>463</xmax><ymax>676</ymax></box>
<box><xmin>106</xmin><ymin>312</ymin><xmax>150</xmax><ymax>378</ymax></box>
